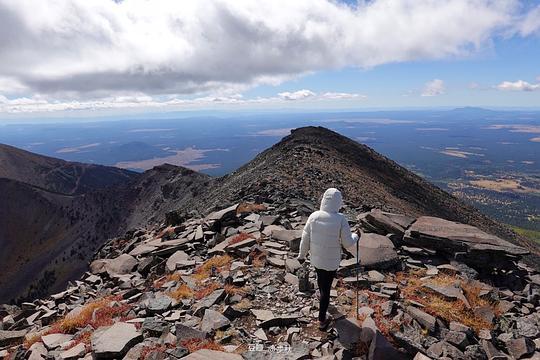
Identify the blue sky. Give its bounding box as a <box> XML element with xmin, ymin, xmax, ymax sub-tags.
<box><xmin>0</xmin><ymin>0</ymin><xmax>539</xmax><ymax>118</ymax></box>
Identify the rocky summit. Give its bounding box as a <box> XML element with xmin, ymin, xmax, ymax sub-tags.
<box><xmin>1</xmin><ymin>126</ymin><xmax>539</xmax><ymax>360</ymax></box>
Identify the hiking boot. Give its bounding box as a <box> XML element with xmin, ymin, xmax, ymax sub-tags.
<box><xmin>318</xmin><ymin>314</ymin><xmax>333</xmax><ymax>331</ymax></box>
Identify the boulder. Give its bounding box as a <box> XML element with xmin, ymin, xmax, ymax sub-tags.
<box><xmin>365</xmin><ymin>209</ymin><xmax>408</xmax><ymax>236</ymax></box>
<box><xmin>0</xmin><ymin>329</ymin><xmax>27</xmax><ymax>347</ymax></box>
<box><xmin>206</xmin><ymin>204</ymin><xmax>238</xmax><ymax>221</ymax></box>
<box><xmin>423</xmin><ymin>283</ymin><xmax>471</xmax><ymax>308</ymax></box>
<box><xmin>200</xmin><ymin>309</ymin><xmax>230</xmax><ymax>333</ymax></box>
<box><xmin>105</xmin><ymin>254</ymin><xmax>138</xmax><ymax>275</ymax></box>
<box><xmin>406</xmin><ymin>306</ymin><xmax>436</xmax><ymax>332</ymax></box>
<box><xmin>355</xmin><ymin>233</ymin><xmax>400</xmax><ymax>270</ymax></box>
<box><xmin>271</xmin><ymin>229</ymin><xmax>302</xmax><ymax>251</ymax></box>
<box><xmin>175</xmin><ymin>324</ymin><xmax>207</xmax><ymax>343</ymax></box>
<box><xmin>505</xmin><ymin>338</ymin><xmax>535</xmax><ymax>359</ymax></box>
<box><xmin>91</xmin><ymin>322</ymin><xmax>142</xmax><ymax>359</ymax></box>
<box><xmin>165</xmin><ymin>250</ymin><xmax>190</xmax><ymax>272</ymax></box>
<box><xmin>404</xmin><ymin>216</ymin><xmax>528</xmax><ymax>268</ymax></box>
<box><xmin>42</xmin><ymin>333</ymin><xmax>73</xmax><ymax>350</ymax></box>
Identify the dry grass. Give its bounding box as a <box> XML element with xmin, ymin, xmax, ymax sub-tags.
<box><xmin>194</xmin><ymin>282</ymin><xmax>221</xmax><ymax>299</ymax></box>
<box><xmin>169</xmin><ymin>283</ymin><xmax>195</xmax><ymax>300</ymax></box>
<box><xmin>397</xmin><ymin>270</ymin><xmax>495</xmax><ymax>333</ymax></box>
<box><xmin>248</xmin><ymin>249</ymin><xmax>267</xmax><ymax>268</ymax></box>
<box><xmin>224</xmin><ymin>284</ymin><xmax>246</xmax><ymax>296</ymax></box>
<box><xmin>229</xmin><ymin>232</ymin><xmax>254</xmax><ymax>246</ymax></box>
<box><xmin>193</xmin><ymin>255</ymin><xmax>232</xmax><ymax>282</ymax></box>
<box><xmin>237</xmin><ymin>203</ymin><xmax>267</xmax><ymax>214</ymax></box>
<box><xmin>181</xmin><ymin>338</ymin><xmax>224</xmax><ymax>352</ymax></box>
<box><xmin>154</xmin><ymin>272</ymin><xmax>183</xmax><ymax>289</ymax></box>
<box><xmin>140</xmin><ymin>344</ymin><xmax>175</xmax><ymax>360</ymax></box>
<box><xmin>234</xmin><ymin>298</ymin><xmax>252</xmax><ymax>310</ymax></box>
<box><xmin>50</xmin><ymin>295</ymin><xmax>131</xmax><ymax>334</ymax></box>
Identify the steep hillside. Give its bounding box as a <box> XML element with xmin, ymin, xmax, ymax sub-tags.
<box><xmin>193</xmin><ymin>127</ymin><xmax>537</xmax><ymax>257</ymax></box>
<box><xmin>0</xmin><ymin>143</ymin><xmax>137</xmax><ymax>195</ymax></box>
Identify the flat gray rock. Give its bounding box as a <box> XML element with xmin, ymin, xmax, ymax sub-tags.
<box><xmin>105</xmin><ymin>254</ymin><xmax>138</xmax><ymax>275</ymax></box>
<box><xmin>356</xmin><ymin>233</ymin><xmax>399</xmax><ymax>270</ymax></box>
<box><xmin>200</xmin><ymin>309</ymin><xmax>230</xmax><ymax>333</ymax></box>
<box><xmin>0</xmin><ymin>329</ymin><xmax>27</xmax><ymax>347</ymax></box>
<box><xmin>166</xmin><ymin>250</ymin><xmax>189</xmax><ymax>272</ymax></box>
<box><xmin>182</xmin><ymin>349</ymin><xmax>242</xmax><ymax>360</ymax></box>
<box><xmin>91</xmin><ymin>322</ymin><xmax>142</xmax><ymax>359</ymax></box>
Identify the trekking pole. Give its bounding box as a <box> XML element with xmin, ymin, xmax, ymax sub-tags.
<box><xmin>356</xmin><ymin>232</ymin><xmax>360</xmax><ymax>320</ymax></box>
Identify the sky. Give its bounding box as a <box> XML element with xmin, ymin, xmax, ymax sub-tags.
<box><xmin>0</xmin><ymin>0</ymin><xmax>540</xmax><ymax>119</ymax></box>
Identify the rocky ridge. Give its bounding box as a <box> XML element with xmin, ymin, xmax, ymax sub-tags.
<box><xmin>1</xmin><ymin>193</ymin><xmax>538</xmax><ymax>360</ymax></box>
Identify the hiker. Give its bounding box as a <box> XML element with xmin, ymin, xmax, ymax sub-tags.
<box><xmin>297</xmin><ymin>188</ymin><xmax>359</xmax><ymax>330</ymax></box>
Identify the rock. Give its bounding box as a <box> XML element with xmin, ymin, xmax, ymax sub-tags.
<box><xmin>427</xmin><ymin>341</ymin><xmax>465</xmax><ymax>359</ymax></box>
<box><xmin>60</xmin><ymin>342</ymin><xmax>86</xmax><ymax>359</ymax></box>
<box><xmin>254</xmin><ymin>328</ymin><xmax>267</xmax><ymax>341</ymax></box>
<box><xmin>403</xmin><ymin>216</ymin><xmax>529</xmax><ymax>268</ymax></box>
<box><xmin>165</xmin><ymin>250</ymin><xmax>190</xmax><ymax>272</ymax></box>
<box><xmin>0</xmin><ymin>329</ymin><xmax>27</xmax><ymax>347</ymax></box>
<box><xmin>464</xmin><ymin>345</ymin><xmax>488</xmax><ymax>360</ymax></box>
<box><xmin>505</xmin><ymin>338</ymin><xmax>535</xmax><ymax>359</ymax></box>
<box><xmin>147</xmin><ymin>295</ymin><xmax>172</xmax><ymax>314</ymax></box>
<box><xmin>206</xmin><ymin>204</ymin><xmax>239</xmax><ymax>221</ymax></box>
<box><xmin>182</xmin><ymin>349</ymin><xmax>242</xmax><ymax>360</ymax></box>
<box><xmin>270</xmin><ymin>229</ymin><xmax>302</xmax><ymax>251</ymax></box>
<box><xmin>91</xmin><ymin>322</ymin><xmax>143</xmax><ymax>359</ymax></box>
<box><xmin>106</xmin><ymin>254</ymin><xmax>139</xmax><ymax>275</ymax></box>
<box><xmin>423</xmin><ymin>283</ymin><xmax>471</xmax><ymax>308</ymax></box>
<box><xmin>474</xmin><ymin>306</ymin><xmax>495</xmax><ymax>324</ymax></box>
<box><xmin>223</xmin><ymin>305</ymin><xmax>247</xmax><ymax>321</ymax></box>
<box><xmin>516</xmin><ymin>314</ymin><xmax>539</xmax><ymax>338</ymax></box>
<box><xmin>356</xmin><ymin>233</ymin><xmax>400</xmax><ymax>270</ymax></box>
<box><xmin>369</xmin><ymin>330</ymin><xmax>409</xmax><ymax>360</ymax></box>
<box><xmin>335</xmin><ymin>317</ymin><xmax>362</xmax><ymax>349</ymax></box>
<box><xmin>367</xmin><ymin>270</ymin><xmax>385</xmax><ymax>283</ymax></box>
<box><xmin>406</xmin><ymin>306</ymin><xmax>436</xmax><ymax>332</ymax></box>
<box><xmin>267</xmin><ymin>257</ymin><xmax>285</xmax><ymax>268</ymax></box>
<box><xmin>285</xmin><ymin>258</ymin><xmax>301</xmax><ymax>273</ymax></box>
<box><xmin>28</xmin><ymin>342</ymin><xmax>48</xmax><ymax>360</ymax></box>
<box><xmin>142</xmin><ymin>317</ymin><xmax>169</xmax><ymax>337</ymax></box>
<box><xmin>481</xmin><ymin>340</ymin><xmax>507</xmax><ymax>360</ymax></box>
<box><xmin>413</xmin><ymin>353</ymin><xmax>433</xmax><ymax>360</ymax></box>
<box><xmin>175</xmin><ymin>324</ymin><xmax>207</xmax><ymax>343</ymax></box>
<box><xmin>42</xmin><ymin>333</ymin><xmax>73</xmax><ymax>350</ymax></box>
<box><xmin>444</xmin><ymin>330</ymin><xmax>470</xmax><ymax>350</ymax></box>
<box><xmin>200</xmin><ymin>309</ymin><xmax>230</xmax><ymax>333</ymax></box>
<box><xmin>284</xmin><ymin>273</ymin><xmax>299</xmax><ymax>286</ymax></box>
<box><xmin>194</xmin><ymin>289</ymin><xmax>226</xmax><ymax>316</ymax></box>
<box><xmin>365</xmin><ymin>209</ymin><xmax>408</xmax><ymax>236</ymax></box>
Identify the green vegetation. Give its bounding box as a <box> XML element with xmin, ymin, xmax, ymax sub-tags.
<box><xmin>511</xmin><ymin>226</ymin><xmax>540</xmax><ymax>245</ymax></box>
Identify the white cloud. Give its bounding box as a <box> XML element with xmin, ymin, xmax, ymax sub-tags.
<box><xmin>278</xmin><ymin>90</ymin><xmax>316</xmax><ymax>101</ymax></box>
<box><xmin>421</xmin><ymin>79</ymin><xmax>446</xmax><ymax>97</ymax></box>
<box><xmin>0</xmin><ymin>0</ymin><xmax>528</xmax><ymax>101</ymax></box>
<box><xmin>0</xmin><ymin>89</ymin><xmax>365</xmax><ymax>113</ymax></box>
<box><xmin>496</xmin><ymin>80</ymin><xmax>540</xmax><ymax>91</ymax></box>
<box><xmin>515</xmin><ymin>5</ymin><xmax>540</xmax><ymax>36</ymax></box>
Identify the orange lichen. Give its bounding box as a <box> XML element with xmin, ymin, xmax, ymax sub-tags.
<box><xmin>180</xmin><ymin>338</ymin><xmax>224</xmax><ymax>352</ymax></box>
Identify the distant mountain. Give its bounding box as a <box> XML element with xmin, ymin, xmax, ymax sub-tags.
<box><xmin>0</xmin><ymin>143</ymin><xmax>137</xmax><ymax>194</ymax></box>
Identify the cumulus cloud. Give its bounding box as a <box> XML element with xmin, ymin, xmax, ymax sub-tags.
<box><xmin>0</xmin><ymin>0</ymin><xmax>528</xmax><ymax>100</ymax></box>
<box><xmin>278</xmin><ymin>90</ymin><xmax>317</xmax><ymax>101</ymax></box>
<box><xmin>421</xmin><ymin>79</ymin><xmax>446</xmax><ymax>97</ymax></box>
<box><xmin>496</xmin><ymin>80</ymin><xmax>540</xmax><ymax>91</ymax></box>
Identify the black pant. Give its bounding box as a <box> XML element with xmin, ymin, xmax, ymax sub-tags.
<box><xmin>316</xmin><ymin>268</ymin><xmax>336</xmax><ymax>322</ymax></box>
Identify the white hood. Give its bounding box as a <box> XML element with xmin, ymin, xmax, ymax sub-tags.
<box><xmin>320</xmin><ymin>188</ymin><xmax>342</xmax><ymax>213</ymax></box>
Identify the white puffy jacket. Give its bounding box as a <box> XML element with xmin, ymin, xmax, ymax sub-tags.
<box><xmin>297</xmin><ymin>188</ymin><xmax>359</xmax><ymax>271</ymax></box>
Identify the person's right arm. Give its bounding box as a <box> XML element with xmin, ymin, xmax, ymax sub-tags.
<box><xmin>339</xmin><ymin>215</ymin><xmax>359</xmax><ymax>249</ymax></box>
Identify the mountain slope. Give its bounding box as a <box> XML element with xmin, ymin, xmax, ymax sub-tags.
<box><xmin>194</xmin><ymin>126</ymin><xmax>538</xmax><ymax>257</ymax></box>
<box><xmin>0</xmin><ymin>145</ymin><xmax>209</xmax><ymax>303</ymax></box>
<box><xmin>0</xmin><ymin>143</ymin><xmax>137</xmax><ymax>195</ymax></box>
